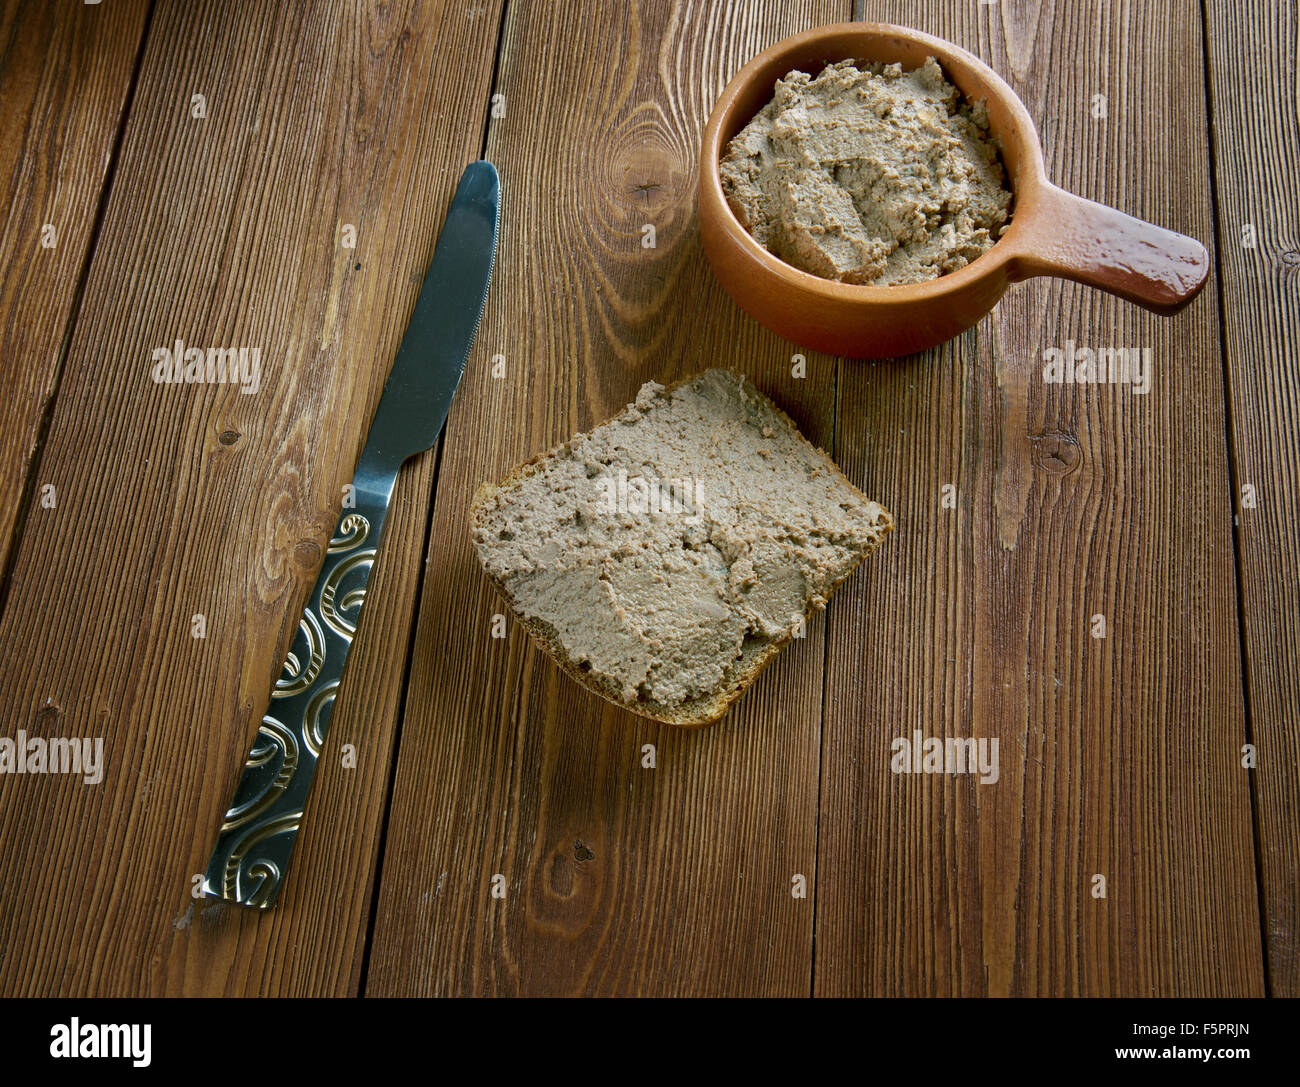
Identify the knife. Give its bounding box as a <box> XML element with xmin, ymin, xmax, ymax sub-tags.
<box><xmin>202</xmin><ymin>160</ymin><xmax>500</xmax><ymax>909</ymax></box>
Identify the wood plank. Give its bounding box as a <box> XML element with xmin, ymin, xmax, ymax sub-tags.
<box><xmin>0</xmin><ymin>0</ymin><xmax>504</xmax><ymax>997</ymax></box>
<box><xmin>0</xmin><ymin>0</ymin><xmax>150</xmax><ymax>582</ymax></box>
<box><xmin>813</xmin><ymin>0</ymin><xmax>1262</xmax><ymax>995</ymax></box>
<box><xmin>1204</xmin><ymin>0</ymin><xmax>1300</xmax><ymax>996</ymax></box>
<box><xmin>364</xmin><ymin>0</ymin><xmax>851</xmax><ymax>996</ymax></box>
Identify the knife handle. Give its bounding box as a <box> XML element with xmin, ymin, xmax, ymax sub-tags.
<box><xmin>203</xmin><ymin>473</ymin><xmax>394</xmax><ymax>908</ymax></box>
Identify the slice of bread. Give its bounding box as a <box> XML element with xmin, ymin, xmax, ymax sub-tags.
<box><xmin>470</xmin><ymin>369</ymin><xmax>892</xmax><ymax>727</ymax></box>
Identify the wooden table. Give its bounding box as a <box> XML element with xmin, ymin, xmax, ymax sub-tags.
<box><xmin>0</xmin><ymin>0</ymin><xmax>1292</xmax><ymax>998</ymax></box>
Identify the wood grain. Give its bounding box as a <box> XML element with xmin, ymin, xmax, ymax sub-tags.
<box><xmin>1204</xmin><ymin>0</ymin><xmax>1300</xmax><ymax>996</ymax></box>
<box><xmin>0</xmin><ymin>0</ymin><xmax>150</xmax><ymax>582</ymax></box>
<box><xmin>811</xmin><ymin>0</ymin><xmax>1262</xmax><ymax>995</ymax></box>
<box><xmin>0</xmin><ymin>0</ymin><xmax>1280</xmax><ymax>1000</ymax></box>
<box><xmin>0</xmin><ymin>0</ymin><xmax>503</xmax><ymax>997</ymax></box>
<box><xmin>363</xmin><ymin>0</ymin><xmax>853</xmax><ymax>996</ymax></box>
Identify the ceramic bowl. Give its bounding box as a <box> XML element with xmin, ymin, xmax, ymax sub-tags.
<box><xmin>698</xmin><ymin>22</ymin><xmax>1210</xmax><ymax>357</ymax></box>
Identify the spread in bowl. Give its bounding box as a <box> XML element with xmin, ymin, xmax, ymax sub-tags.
<box><xmin>719</xmin><ymin>57</ymin><xmax>1012</xmax><ymax>286</ymax></box>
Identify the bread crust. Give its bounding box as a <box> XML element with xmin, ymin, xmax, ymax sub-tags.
<box><xmin>469</xmin><ymin>371</ymin><xmax>893</xmax><ymax>727</ymax></box>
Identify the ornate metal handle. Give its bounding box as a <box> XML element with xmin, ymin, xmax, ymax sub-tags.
<box><xmin>203</xmin><ymin>470</ymin><xmax>395</xmax><ymax>908</ymax></box>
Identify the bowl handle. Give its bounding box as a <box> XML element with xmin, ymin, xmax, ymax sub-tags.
<box><xmin>1006</xmin><ymin>183</ymin><xmax>1210</xmax><ymax>313</ymax></box>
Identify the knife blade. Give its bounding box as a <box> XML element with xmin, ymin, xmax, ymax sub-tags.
<box><xmin>202</xmin><ymin>160</ymin><xmax>500</xmax><ymax>908</ymax></box>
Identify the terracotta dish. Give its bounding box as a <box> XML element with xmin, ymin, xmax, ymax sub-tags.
<box><xmin>698</xmin><ymin>22</ymin><xmax>1210</xmax><ymax>358</ymax></box>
